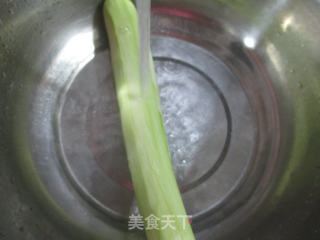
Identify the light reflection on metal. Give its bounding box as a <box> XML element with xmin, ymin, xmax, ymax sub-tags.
<box><xmin>45</xmin><ymin>29</ymin><xmax>95</xmax><ymax>86</ymax></box>
<box><xmin>59</xmin><ymin>30</ymin><xmax>95</xmax><ymax>64</ymax></box>
<box><xmin>243</xmin><ymin>36</ymin><xmax>256</xmax><ymax>49</ymax></box>
<box><xmin>281</xmin><ymin>16</ymin><xmax>294</xmax><ymax>32</ymax></box>
<box><xmin>243</xmin><ymin>0</ymin><xmax>288</xmax><ymax>49</ymax></box>
<box><xmin>266</xmin><ymin>43</ymin><xmax>284</xmax><ymax>79</ymax></box>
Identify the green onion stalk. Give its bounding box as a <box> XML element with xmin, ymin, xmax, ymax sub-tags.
<box><xmin>103</xmin><ymin>0</ymin><xmax>196</xmax><ymax>239</ymax></box>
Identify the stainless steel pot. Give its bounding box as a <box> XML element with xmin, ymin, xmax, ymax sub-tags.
<box><xmin>1</xmin><ymin>0</ymin><xmax>320</xmax><ymax>239</ymax></box>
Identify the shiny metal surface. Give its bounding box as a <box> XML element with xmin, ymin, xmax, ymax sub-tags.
<box><xmin>1</xmin><ymin>0</ymin><xmax>320</xmax><ymax>239</ymax></box>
